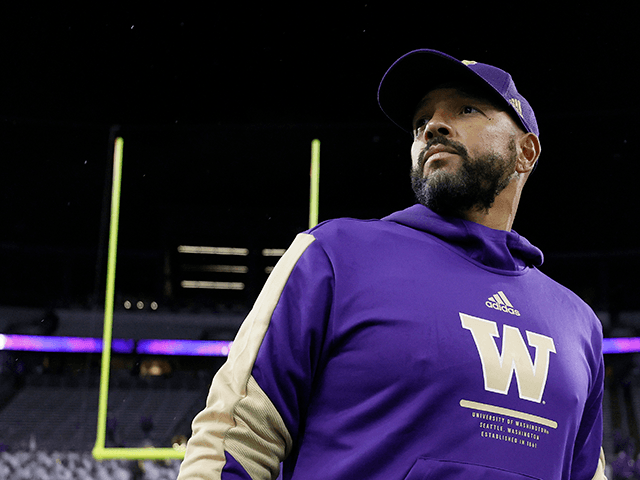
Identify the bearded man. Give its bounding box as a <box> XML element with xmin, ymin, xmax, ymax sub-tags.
<box><xmin>178</xmin><ymin>49</ymin><xmax>606</xmax><ymax>480</ymax></box>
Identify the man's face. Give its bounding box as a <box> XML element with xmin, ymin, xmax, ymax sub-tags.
<box><xmin>410</xmin><ymin>87</ymin><xmax>520</xmax><ymax>218</ymax></box>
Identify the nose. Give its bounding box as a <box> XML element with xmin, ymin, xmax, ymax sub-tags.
<box><xmin>425</xmin><ymin>112</ymin><xmax>452</xmax><ymax>140</ymax></box>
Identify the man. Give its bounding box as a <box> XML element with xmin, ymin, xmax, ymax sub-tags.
<box><xmin>178</xmin><ymin>49</ymin><xmax>606</xmax><ymax>480</ymax></box>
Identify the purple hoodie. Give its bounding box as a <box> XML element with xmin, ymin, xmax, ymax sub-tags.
<box><xmin>178</xmin><ymin>205</ymin><xmax>604</xmax><ymax>480</ymax></box>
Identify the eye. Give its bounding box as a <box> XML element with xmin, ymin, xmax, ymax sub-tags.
<box><xmin>413</xmin><ymin>117</ymin><xmax>429</xmax><ymax>133</ymax></box>
<box><xmin>462</xmin><ymin>105</ymin><xmax>481</xmax><ymax>115</ymax></box>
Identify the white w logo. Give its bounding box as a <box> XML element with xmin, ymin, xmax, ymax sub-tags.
<box><xmin>460</xmin><ymin>313</ymin><xmax>556</xmax><ymax>403</ymax></box>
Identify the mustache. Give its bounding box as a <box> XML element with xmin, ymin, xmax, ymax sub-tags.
<box><xmin>418</xmin><ymin>136</ymin><xmax>469</xmax><ymax>169</ymax></box>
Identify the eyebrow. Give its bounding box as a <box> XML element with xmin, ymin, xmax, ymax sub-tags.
<box><xmin>413</xmin><ymin>84</ymin><xmax>507</xmax><ymax>124</ymax></box>
<box><xmin>415</xmin><ymin>90</ymin><xmax>498</xmax><ymax>112</ymax></box>
<box><xmin>436</xmin><ymin>81</ymin><xmax>502</xmax><ymax>104</ymax></box>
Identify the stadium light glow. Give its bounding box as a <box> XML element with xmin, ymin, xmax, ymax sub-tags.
<box><xmin>261</xmin><ymin>248</ymin><xmax>286</xmax><ymax>257</ymax></box>
<box><xmin>137</xmin><ymin>339</ymin><xmax>232</xmax><ymax>356</ymax></box>
<box><xmin>0</xmin><ymin>333</ymin><xmax>630</xmax><ymax>356</ymax></box>
<box><xmin>180</xmin><ymin>280</ymin><xmax>245</xmax><ymax>290</ymax></box>
<box><xmin>177</xmin><ymin>246</ymin><xmax>249</xmax><ymax>256</ymax></box>
<box><xmin>0</xmin><ymin>334</ymin><xmax>134</xmax><ymax>354</ymax></box>
<box><xmin>0</xmin><ymin>334</ymin><xmax>230</xmax><ymax>356</ymax></box>
<box><xmin>183</xmin><ymin>264</ymin><xmax>249</xmax><ymax>274</ymax></box>
<box><xmin>602</xmin><ymin>337</ymin><xmax>640</xmax><ymax>354</ymax></box>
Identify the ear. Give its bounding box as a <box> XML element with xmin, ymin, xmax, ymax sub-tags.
<box><xmin>516</xmin><ymin>133</ymin><xmax>541</xmax><ymax>174</ymax></box>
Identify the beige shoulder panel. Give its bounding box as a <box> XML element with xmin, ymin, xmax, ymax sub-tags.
<box><xmin>591</xmin><ymin>447</ymin><xmax>607</xmax><ymax>480</ymax></box>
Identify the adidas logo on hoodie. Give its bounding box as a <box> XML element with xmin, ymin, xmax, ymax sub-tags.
<box><xmin>485</xmin><ymin>291</ymin><xmax>520</xmax><ymax>316</ymax></box>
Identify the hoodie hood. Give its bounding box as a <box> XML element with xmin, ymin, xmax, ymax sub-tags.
<box><xmin>383</xmin><ymin>204</ymin><xmax>543</xmax><ymax>272</ymax></box>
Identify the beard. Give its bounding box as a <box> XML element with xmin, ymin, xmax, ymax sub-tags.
<box><xmin>410</xmin><ymin>136</ymin><xmax>517</xmax><ymax>218</ymax></box>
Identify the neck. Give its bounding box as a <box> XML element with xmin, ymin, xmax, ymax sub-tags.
<box><xmin>462</xmin><ymin>177</ymin><xmax>525</xmax><ymax>231</ymax></box>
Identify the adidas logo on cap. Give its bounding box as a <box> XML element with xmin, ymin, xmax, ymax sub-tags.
<box><xmin>485</xmin><ymin>291</ymin><xmax>520</xmax><ymax>316</ymax></box>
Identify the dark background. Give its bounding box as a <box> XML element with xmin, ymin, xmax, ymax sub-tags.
<box><xmin>0</xmin><ymin>5</ymin><xmax>637</xmax><ymax>318</ymax></box>
<box><xmin>0</xmin><ymin>4</ymin><xmax>639</xmax><ymax>464</ymax></box>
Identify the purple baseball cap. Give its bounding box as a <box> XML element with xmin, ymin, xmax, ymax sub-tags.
<box><xmin>378</xmin><ymin>49</ymin><xmax>539</xmax><ymax>137</ymax></box>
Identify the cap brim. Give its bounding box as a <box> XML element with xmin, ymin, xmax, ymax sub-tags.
<box><xmin>377</xmin><ymin>49</ymin><xmax>503</xmax><ymax>134</ymax></box>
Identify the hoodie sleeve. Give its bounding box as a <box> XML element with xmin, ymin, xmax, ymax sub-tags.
<box><xmin>177</xmin><ymin>232</ymin><xmax>333</xmax><ymax>480</ymax></box>
<box><xmin>572</xmin><ymin>322</ymin><xmax>606</xmax><ymax>480</ymax></box>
